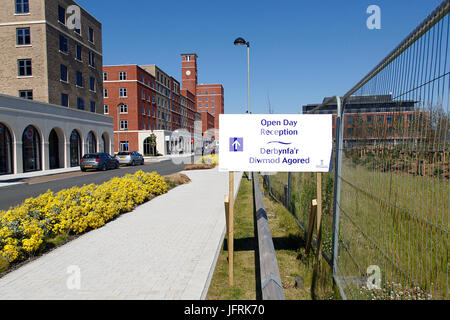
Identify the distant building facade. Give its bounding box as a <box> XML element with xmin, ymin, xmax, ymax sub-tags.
<box><xmin>303</xmin><ymin>95</ymin><xmax>419</xmax><ymax>146</ymax></box>
<box><xmin>103</xmin><ymin>64</ymin><xmax>201</xmax><ymax>155</ymax></box>
<box><xmin>181</xmin><ymin>53</ymin><xmax>224</xmax><ymax>139</ymax></box>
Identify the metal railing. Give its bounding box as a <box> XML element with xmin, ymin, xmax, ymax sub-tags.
<box><xmin>264</xmin><ymin>0</ymin><xmax>449</xmax><ymax>300</ymax></box>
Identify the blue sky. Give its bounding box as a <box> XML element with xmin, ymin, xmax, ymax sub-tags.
<box><xmin>77</xmin><ymin>0</ymin><xmax>443</xmax><ymax>115</ymax></box>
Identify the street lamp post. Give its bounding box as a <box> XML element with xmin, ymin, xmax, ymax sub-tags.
<box><xmin>234</xmin><ymin>37</ymin><xmax>251</xmax><ymax>180</ymax></box>
<box><xmin>234</xmin><ymin>37</ymin><xmax>250</xmax><ymax>115</ymax></box>
<box><xmin>117</xmin><ymin>102</ymin><xmax>124</xmax><ymax>153</ymax></box>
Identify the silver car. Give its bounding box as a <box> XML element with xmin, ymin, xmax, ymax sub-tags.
<box><xmin>115</xmin><ymin>151</ymin><xmax>144</xmax><ymax>166</ymax></box>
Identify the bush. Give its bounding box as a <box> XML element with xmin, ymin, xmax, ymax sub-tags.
<box><xmin>0</xmin><ymin>171</ymin><xmax>167</xmax><ymax>265</ymax></box>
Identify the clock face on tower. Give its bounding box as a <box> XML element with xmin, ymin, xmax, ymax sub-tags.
<box><xmin>185</xmin><ymin>70</ymin><xmax>191</xmax><ymax>76</ymax></box>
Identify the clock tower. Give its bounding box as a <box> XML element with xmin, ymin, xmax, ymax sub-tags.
<box><xmin>181</xmin><ymin>53</ymin><xmax>198</xmax><ymax>97</ymax></box>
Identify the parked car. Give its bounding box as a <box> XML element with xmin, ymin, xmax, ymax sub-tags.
<box><xmin>115</xmin><ymin>151</ymin><xmax>144</xmax><ymax>166</ymax></box>
<box><xmin>80</xmin><ymin>153</ymin><xmax>119</xmax><ymax>172</ymax></box>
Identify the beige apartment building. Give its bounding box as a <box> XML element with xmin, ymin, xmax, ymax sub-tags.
<box><xmin>0</xmin><ymin>0</ymin><xmax>103</xmax><ymax>113</ymax></box>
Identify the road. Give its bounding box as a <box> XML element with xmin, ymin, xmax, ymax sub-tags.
<box><xmin>0</xmin><ymin>158</ymin><xmax>189</xmax><ymax>211</ymax></box>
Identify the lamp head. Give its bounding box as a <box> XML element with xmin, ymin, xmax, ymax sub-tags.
<box><xmin>234</xmin><ymin>37</ymin><xmax>249</xmax><ymax>47</ymax></box>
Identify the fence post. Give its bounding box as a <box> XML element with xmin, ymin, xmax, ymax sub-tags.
<box><xmin>331</xmin><ymin>96</ymin><xmax>344</xmax><ymax>290</ymax></box>
<box><xmin>305</xmin><ymin>199</ymin><xmax>318</xmax><ymax>256</ymax></box>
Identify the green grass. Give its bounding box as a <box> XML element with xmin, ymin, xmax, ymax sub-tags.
<box><xmin>338</xmin><ymin>158</ymin><xmax>448</xmax><ymax>299</ymax></box>
<box><xmin>268</xmin><ymin>155</ymin><xmax>449</xmax><ymax>300</ymax></box>
<box><xmin>206</xmin><ymin>175</ymin><xmax>336</xmax><ymax>300</ymax></box>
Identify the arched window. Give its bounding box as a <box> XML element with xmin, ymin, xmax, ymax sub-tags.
<box><xmin>87</xmin><ymin>131</ymin><xmax>97</xmax><ymax>154</ymax></box>
<box><xmin>22</xmin><ymin>125</ymin><xmax>41</xmax><ymax>172</ymax></box>
<box><xmin>0</xmin><ymin>123</ymin><xmax>13</xmax><ymax>175</ymax></box>
<box><xmin>70</xmin><ymin>130</ymin><xmax>82</xmax><ymax>167</ymax></box>
<box><xmin>49</xmin><ymin>129</ymin><xmax>61</xmax><ymax>169</ymax></box>
<box><xmin>101</xmin><ymin>133</ymin><xmax>109</xmax><ymax>154</ymax></box>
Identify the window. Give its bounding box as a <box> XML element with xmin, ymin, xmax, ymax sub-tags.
<box><xmin>119</xmin><ymin>72</ymin><xmax>127</xmax><ymax>80</ymax></box>
<box><xmin>142</xmin><ymin>90</ymin><xmax>146</xmax><ymax>100</ymax></box>
<box><xmin>119</xmin><ymin>88</ymin><xmax>127</xmax><ymax>97</ymax></box>
<box><xmin>88</xmin><ymin>27</ymin><xmax>94</xmax><ymax>43</ymax></box>
<box><xmin>142</xmin><ymin>120</ymin><xmax>145</xmax><ymax>130</ymax></box>
<box><xmin>76</xmin><ymin>71</ymin><xmax>83</xmax><ymax>87</ymax></box>
<box><xmin>386</xmin><ymin>115</ymin><xmax>393</xmax><ymax>124</ymax></box>
<box><xmin>58</xmin><ymin>5</ymin><xmax>66</xmax><ymax>24</ymax></box>
<box><xmin>16</xmin><ymin>27</ymin><xmax>30</xmax><ymax>45</ymax></box>
<box><xmin>103</xmin><ymin>88</ymin><xmax>108</xmax><ymax>98</ymax></box>
<box><xmin>120</xmin><ymin>104</ymin><xmax>128</xmax><ymax>114</ymax></box>
<box><xmin>61</xmin><ymin>93</ymin><xmax>69</xmax><ymax>107</ymax></box>
<box><xmin>120</xmin><ymin>141</ymin><xmax>129</xmax><ymax>151</ymax></box>
<box><xmin>19</xmin><ymin>90</ymin><xmax>33</xmax><ymax>100</ymax></box>
<box><xmin>15</xmin><ymin>0</ymin><xmax>29</xmax><ymax>14</ymax></box>
<box><xmin>59</xmin><ymin>35</ymin><xmax>68</xmax><ymax>53</ymax></box>
<box><xmin>18</xmin><ymin>59</ymin><xmax>32</xmax><ymax>76</ymax></box>
<box><xmin>103</xmin><ymin>72</ymin><xmax>108</xmax><ymax>81</ymax></box>
<box><xmin>90</xmin><ymin>101</ymin><xmax>96</xmax><ymax>113</ymax></box>
<box><xmin>120</xmin><ymin>120</ymin><xmax>128</xmax><ymax>130</ymax></box>
<box><xmin>89</xmin><ymin>77</ymin><xmax>95</xmax><ymax>91</ymax></box>
<box><xmin>77</xmin><ymin>97</ymin><xmax>85</xmax><ymax>110</ymax></box>
<box><xmin>76</xmin><ymin>44</ymin><xmax>82</xmax><ymax>60</ymax></box>
<box><xmin>60</xmin><ymin>64</ymin><xmax>68</xmax><ymax>82</ymax></box>
<box><xmin>186</xmin><ymin>56</ymin><xmax>190</xmax><ymax>62</ymax></box>
<box><xmin>104</xmin><ymin>105</ymin><xmax>109</xmax><ymax>114</ymax></box>
<box><xmin>347</xmin><ymin>116</ymin><xmax>354</xmax><ymax>125</ymax></box>
<box><xmin>89</xmin><ymin>52</ymin><xmax>95</xmax><ymax>67</ymax></box>
<box><xmin>142</xmin><ymin>106</ymin><xmax>145</xmax><ymax>115</ymax></box>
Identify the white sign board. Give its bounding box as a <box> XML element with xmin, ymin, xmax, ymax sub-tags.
<box><xmin>219</xmin><ymin>114</ymin><xmax>333</xmax><ymax>172</ymax></box>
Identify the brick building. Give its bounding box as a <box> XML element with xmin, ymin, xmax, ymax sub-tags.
<box><xmin>181</xmin><ymin>53</ymin><xmax>224</xmax><ymax>139</ymax></box>
<box><xmin>197</xmin><ymin>84</ymin><xmax>224</xmax><ymax>136</ymax></box>
<box><xmin>0</xmin><ymin>0</ymin><xmax>104</xmax><ymax>113</ymax></box>
<box><xmin>0</xmin><ymin>1</ymin><xmax>113</xmax><ymax>175</ymax></box>
<box><xmin>303</xmin><ymin>95</ymin><xmax>419</xmax><ymax>147</ymax></box>
<box><xmin>102</xmin><ymin>65</ymin><xmax>158</xmax><ymax>153</ymax></box>
<box><xmin>103</xmin><ymin>64</ymin><xmax>201</xmax><ymax>155</ymax></box>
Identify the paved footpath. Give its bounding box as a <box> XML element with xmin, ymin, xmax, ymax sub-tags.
<box><xmin>0</xmin><ymin>168</ymin><xmax>242</xmax><ymax>300</ymax></box>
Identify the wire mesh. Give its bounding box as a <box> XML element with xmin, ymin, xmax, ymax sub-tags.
<box><xmin>336</xmin><ymin>6</ymin><xmax>449</xmax><ymax>299</ymax></box>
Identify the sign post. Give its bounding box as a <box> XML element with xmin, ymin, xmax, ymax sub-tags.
<box><xmin>228</xmin><ymin>171</ymin><xmax>234</xmax><ymax>286</ymax></box>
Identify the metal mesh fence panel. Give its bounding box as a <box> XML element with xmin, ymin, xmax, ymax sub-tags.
<box><xmin>335</xmin><ymin>2</ymin><xmax>449</xmax><ymax>300</ymax></box>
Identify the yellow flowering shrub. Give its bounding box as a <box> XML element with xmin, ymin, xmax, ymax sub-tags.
<box><xmin>196</xmin><ymin>154</ymin><xmax>219</xmax><ymax>166</ymax></box>
<box><xmin>0</xmin><ymin>171</ymin><xmax>167</xmax><ymax>264</ymax></box>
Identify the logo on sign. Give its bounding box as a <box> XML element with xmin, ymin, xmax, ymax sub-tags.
<box><xmin>229</xmin><ymin>137</ymin><xmax>243</xmax><ymax>152</ymax></box>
